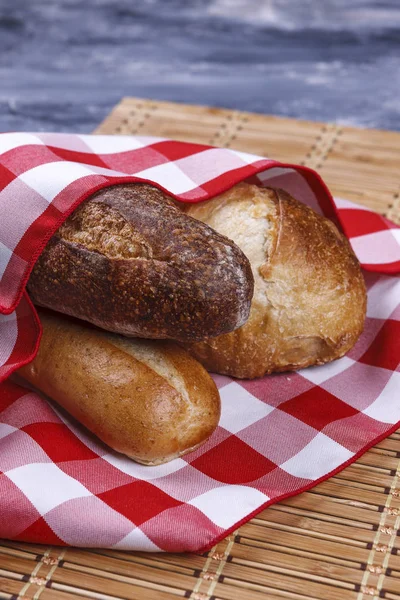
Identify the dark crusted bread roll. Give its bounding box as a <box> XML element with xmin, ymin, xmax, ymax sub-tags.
<box><xmin>28</xmin><ymin>184</ymin><xmax>254</xmax><ymax>342</ymax></box>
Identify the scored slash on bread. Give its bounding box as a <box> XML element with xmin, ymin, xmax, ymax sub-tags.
<box><xmin>28</xmin><ymin>184</ymin><xmax>254</xmax><ymax>343</ymax></box>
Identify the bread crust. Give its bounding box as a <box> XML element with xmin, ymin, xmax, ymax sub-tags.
<box><xmin>17</xmin><ymin>311</ymin><xmax>221</xmax><ymax>465</ymax></box>
<box><xmin>183</xmin><ymin>183</ymin><xmax>367</xmax><ymax>378</ymax></box>
<box><xmin>28</xmin><ymin>184</ymin><xmax>254</xmax><ymax>342</ymax></box>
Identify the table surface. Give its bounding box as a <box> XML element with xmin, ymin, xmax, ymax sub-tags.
<box><xmin>1</xmin><ymin>0</ymin><xmax>400</xmax><ymax>133</ymax></box>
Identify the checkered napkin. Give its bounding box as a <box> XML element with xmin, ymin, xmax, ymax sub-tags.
<box><xmin>0</xmin><ymin>133</ymin><xmax>399</xmax><ymax>552</ymax></box>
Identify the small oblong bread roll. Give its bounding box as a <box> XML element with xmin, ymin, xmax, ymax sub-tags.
<box><xmin>18</xmin><ymin>311</ymin><xmax>221</xmax><ymax>465</ymax></box>
<box><xmin>182</xmin><ymin>183</ymin><xmax>367</xmax><ymax>379</ymax></box>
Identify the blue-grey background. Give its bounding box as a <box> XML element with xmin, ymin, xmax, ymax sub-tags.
<box><xmin>1</xmin><ymin>0</ymin><xmax>399</xmax><ymax>133</ymax></box>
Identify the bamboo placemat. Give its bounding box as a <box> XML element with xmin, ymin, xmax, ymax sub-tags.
<box><xmin>1</xmin><ymin>98</ymin><xmax>399</xmax><ymax>600</ymax></box>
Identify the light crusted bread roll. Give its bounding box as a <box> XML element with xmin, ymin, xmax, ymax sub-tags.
<box><xmin>182</xmin><ymin>183</ymin><xmax>367</xmax><ymax>379</ymax></box>
<box><xmin>18</xmin><ymin>312</ymin><xmax>220</xmax><ymax>465</ymax></box>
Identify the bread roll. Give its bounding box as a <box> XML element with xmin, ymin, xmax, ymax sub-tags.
<box><xmin>28</xmin><ymin>183</ymin><xmax>253</xmax><ymax>343</ymax></box>
<box><xmin>18</xmin><ymin>312</ymin><xmax>221</xmax><ymax>465</ymax></box>
<box><xmin>182</xmin><ymin>183</ymin><xmax>367</xmax><ymax>379</ymax></box>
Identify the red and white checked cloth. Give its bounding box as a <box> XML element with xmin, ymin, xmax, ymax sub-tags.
<box><xmin>0</xmin><ymin>133</ymin><xmax>399</xmax><ymax>552</ymax></box>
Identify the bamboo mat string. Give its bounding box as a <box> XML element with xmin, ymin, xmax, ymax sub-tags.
<box><xmin>357</xmin><ymin>459</ymin><xmax>400</xmax><ymax>599</ymax></box>
<box><xmin>302</xmin><ymin>124</ymin><xmax>342</xmax><ymax>170</ymax></box>
<box><xmin>209</xmin><ymin>112</ymin><xmax>249</xmax><ymax>148</ymax></box>
<box><xmin>15</xmin><ymin>547</ymin><xmax>66</xmax><ymax>600</ymax></box>
<box><xmin>113</xmin><ymin>100</ymin><xmax>158</xmax><ymax>136</ymax></box>
<box><xmin>32</xmin><ymin>549</ymin><xmax>66</xmax><ymax>600</ymax></box>
<box><xmin>387</xmin><ymin>183</ymin><xmax>400</xmax><ymax>224</ymax></box>
<box><xmin>15</xmin><ymin>547</ymin><xmax>50</xmax><ymax>599</ymax></box>
<box><xmin>189</xmin><ymin>531</ymin><xmax>238</xmax><ymax>600</ymax></box>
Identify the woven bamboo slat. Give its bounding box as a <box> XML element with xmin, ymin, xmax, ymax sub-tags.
<box><xmin>1</xmin><ymin>97</ymin><xmax>399</xmax><ymax>600</ymax></box>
